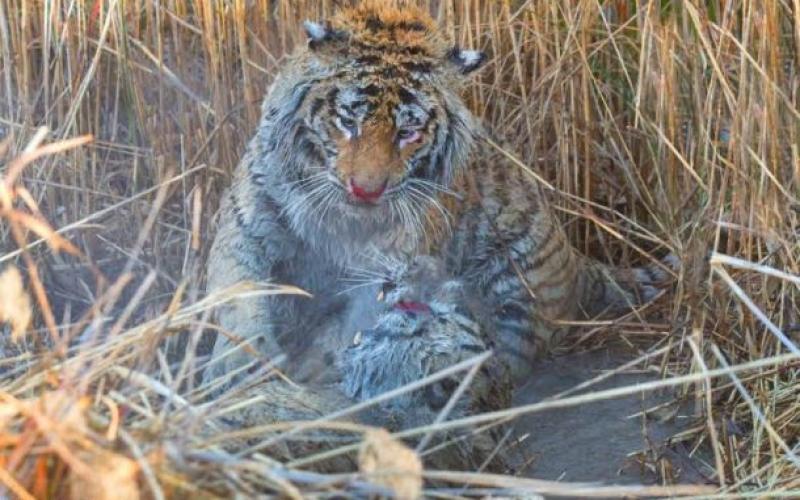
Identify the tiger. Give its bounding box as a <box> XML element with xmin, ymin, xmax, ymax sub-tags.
<box><xmin>205</xmin><ymin>0</ymin><xmax>674</xmax><ymax>387</ymax></box>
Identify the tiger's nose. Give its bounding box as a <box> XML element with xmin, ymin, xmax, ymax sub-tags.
<box><xmin>348</xmin><ymin>177</ymin><xmax>387</xmax><ymax>203</ymax></box>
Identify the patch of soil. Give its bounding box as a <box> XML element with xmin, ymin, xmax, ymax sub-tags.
<box><xmin>512</xmin><ymin>347</ymin><xmax>696</xmax><ymax>484</ymax></box>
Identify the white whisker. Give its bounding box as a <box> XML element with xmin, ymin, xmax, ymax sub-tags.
<box><xmin>281</xmin><ymin>171</ymin><xmax>328</xmax><ymax>190</ymax></box>
<box><xmin>405</xmin><ymin>184</ymin><xmax>452</xmax><ymax>234</ymax></box>
<box><xmin>409</xmin><ymin>177</ymin><xmax>462</xmax><ymax>199</ymax></box>
<box><xmin>336</xmin><ymin>279</ymin><xmax>385</xmax><ymax>296</ymax></box>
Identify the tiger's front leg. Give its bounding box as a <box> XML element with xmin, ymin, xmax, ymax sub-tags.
<box><xmin>204</xmin><ymin>190</ymin><xmax>297</xmax><ymax>386</ymax></box>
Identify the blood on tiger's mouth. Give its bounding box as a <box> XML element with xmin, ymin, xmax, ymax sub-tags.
<box><xmin>348</xmin><ymin>178</ymin><xmax>387</xmax><ymax>204</ymax></box>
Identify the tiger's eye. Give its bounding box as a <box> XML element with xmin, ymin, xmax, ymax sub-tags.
<box><xmin>396</xmin><ymin>128</ymin><xmax>421</xmax><ymax>146</ymax></box>
<box><xmin>336</xmin><ymin>116</ymin><xmax>359</xmax><ymax>138</ymax></box>
<box><xmin>397</xmin><ymin>129</ymin><xmax>416</xmax><ymax>140</ymax></box>
<box><xmin>339</xmin><ymin>117</ymin><xmax>357</xmax><ymax>129</ymax></box>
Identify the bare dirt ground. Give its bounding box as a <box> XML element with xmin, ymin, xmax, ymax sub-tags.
<box><xmin>513</xmin><ymin>347</ymin><xmax>704</xmax><ymax>485</ymax></box>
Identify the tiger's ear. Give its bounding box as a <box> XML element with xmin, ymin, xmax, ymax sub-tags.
<box><xmin>447</xmin><ymin>47</ymin><xmax>487</xmax><ymax>75</ymax></box>
<box><xmin>303</xmin><ymin>20</ymin><xmax>347</xmax><ymax>50</ymax></box>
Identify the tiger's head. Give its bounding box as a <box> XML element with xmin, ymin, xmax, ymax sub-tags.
<box><xmin>253</xmin><ymin>1</ymin><xmax>486</xmax><ymax>249</ymax></box>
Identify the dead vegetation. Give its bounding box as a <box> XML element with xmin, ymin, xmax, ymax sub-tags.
<box><xmin>0</xmin><ymin>0</ymin><xmax>798</xmax><ymax>497</ymax></box>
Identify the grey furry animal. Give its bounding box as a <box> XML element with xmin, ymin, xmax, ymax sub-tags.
<box><xmin>218</xmin><ymin>255</ymin><xmax>513</xmax><ymax>473</ymax></box>
<box><xmin>339</xmin><ymin>256</ymin><xmax>510</xmax><ymax>420</ymax></box>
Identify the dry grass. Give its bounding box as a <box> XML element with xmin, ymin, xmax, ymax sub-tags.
<box><xmin>0</xmin><ymin>0</ymin><xmax>798</xmax><ymax>497</ymax></box>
